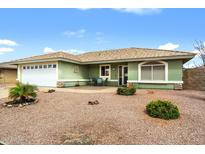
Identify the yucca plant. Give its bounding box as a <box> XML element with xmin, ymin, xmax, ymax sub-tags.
<box><xmin>9</xmin><ymin>82</ymin><xmax>38</xmax><ymax>103</ymax></box>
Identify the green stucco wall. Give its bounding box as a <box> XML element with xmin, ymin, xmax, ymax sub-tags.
<box><xmin>133</xmin><ymin>83</ymin><xmax>174</xmax><ymax>90</ymax></box>
<box><xmin>127</xmin><ymin>60</ymin><xmax>183</xmax><ymax>90</ymax></box>
<box><xmin>87</xmin><ymin>63</ymin><xmax>127</xmax><ymax>86</ymax></box>
<box><xmin>63</xmin><ymin>81</ymin><xmax>88</xmax><ymax>87</ymax></box>
<box><xmin>168</xmin><ymin>60</ymin><xmax>183</xmax><ymax>81</ymax></box>
<box><xmin>128</xmin><ymin>62</ymin><xmax>139</xmax><ymax>80</ymax></box>
<box><xmin>58</xmin><ymin>61</ymin><xmax>89</xmax><ymax>80</ymax></box>
<box><xmin>88</xmin><ymin>63</ymin><xmax>126</xmax><ymax>80</ymax></box>
<box><xmin>88</xmin><ymin>64</ymin><xmax>99</xmax><ymax>78</ymax></box>
<box><xmin>58</xmin><ymin>60</ymin><xmax>183</xmax><ymax>89</ymax></box>
<box><xmin>127</xmin><ymin>60</ymin><xmax>183</xmax><ymax>81</ymax></box>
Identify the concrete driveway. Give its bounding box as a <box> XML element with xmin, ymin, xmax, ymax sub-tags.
<box><xmin>0</xmin><ymin>84</ymin><xmax>14</xmax><ymax>99</ymax></box>
<box><xmin>0</xmin><ymin>88</ymin><xmax>9</xmax><ymax>99</ymax></box>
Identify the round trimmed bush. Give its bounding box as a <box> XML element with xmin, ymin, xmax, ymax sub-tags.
<box><xmin>117</xmin><ymin>87</ymin><xmax>136</xmax><ymax>96</ymax></box>
<box><xmin>146</xmin><ymin>100</ymin><xmax>180</xmax><ymax>120</ymax></box>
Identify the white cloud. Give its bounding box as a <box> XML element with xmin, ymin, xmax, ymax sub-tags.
<box><xmin>96</xmin><ymin>37</ymin><xmax>109</xmax><ymax>45</ymax></box>
<box><xmin>0</xmin><ymin>39</ymin><xmax>18</xmax><ymax>46</ymax></box>
<box><xmin>77</xmin><ymin>8</ymin><xmax>91</xmax><ymax>10</ymax></box>
<box><xmin>77</xmin><ymin>8</ymin><xmax>162</xmax><ymax>15</ymax></box>
<box><xmin>112</xmin><ymin>8</ymin><xmax>161</xmax><ymax>15</ymax></box>
<box><xmin>0</xmin><ymin>47</ymin><xmax>14</xmax><ymax>55</ymax></box>
<box><xmin>43</xmin><ymin>47</ymin><xmax>56</xmax><ymax>53</ymax></box>
<box><xmin>158</xmin><ymin>43</ymin><xmax>179</xmax><ymax>50</ymax></box>
<box><xmin>96</xmin><ymin>32</ymin><xmax>103</xmax><ymax>35</ymax></box>
<box><xmin>63</xmin><ymin>29</ymin><xmax>86</xmax><ymax>38</ymax></box>
<box><xmin>95</xmin><ymin>31</ymin><xmax>110</xmax><ymax>45</ymax></box>
<box><xmin>43</xmin><ymin>47</ymin><xmax>85</xmax><ymax>55</ymax></box>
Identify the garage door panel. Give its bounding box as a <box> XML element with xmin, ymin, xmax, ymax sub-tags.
<box><xmin>21</xmin><ymin>65</ymin><xmax>57</xmax><ymax>87</ymax></box>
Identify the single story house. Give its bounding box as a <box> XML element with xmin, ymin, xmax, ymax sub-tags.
<box><xmin>0</xmin><ymin>63</ymin><xmax>17</xmax><ymax>84</ymax></box>
<box><xmin>9</xmin><ymin>47</ymin><xmax>195</xmax><ymax>89</ymax></box>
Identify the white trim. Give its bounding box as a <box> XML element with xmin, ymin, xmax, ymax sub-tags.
<box><xmin>109</xmin><ymin>79</ymin><xmax>118</xmax><ymax>82</ymax></box>
<box><xmin>99</xmin><ymin>64</ymin><xmax>111</xmax><ymax>80</ymax></box>
<box><xmin>127</xmin><ymin>80</ymin><xmax>183</xmax><ymax>84</ymax></box>
<box><xmin>17</xmin><ymin>65</ymin><xmax>21</xmax><ymax>81</ymax></box>
<box><xmin>138</xmin><ymin>61</ymin><xmax>168</xmax><ymax>81</ymax></box>
<box><xmin>57</xmin><ymin>79</ymin><xmax>90</xmax><ymax>82</ymax></box>
<box><xmin>56</xmin><ymin>62</ymin><xmax>59</xmax><ymax>81</ymax></box>
<box><xmin>118</xmin><ymin>65</ymin><xmax>128</xmax><ymax>86</ymax></box>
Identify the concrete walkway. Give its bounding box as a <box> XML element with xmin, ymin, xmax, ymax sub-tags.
<box><xmin>40</xmin><ymin>86</ymin><xmax>118</xmax><ymax>94</ymax></box>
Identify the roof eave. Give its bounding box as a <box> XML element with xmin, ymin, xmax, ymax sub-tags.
<box><xmin>81</xmin><ymin>55</ymin><xmax>196</xmax><ymax>64</ymax></box>
<box><xmin>9</xmin><ymin>58</ymin><xmax>81</xmax><ymax>65</ymax></box>
<box><xmin>8</xmin><ymin>55</ymin><xmax>195</xmax><ymax>65</ymax></box>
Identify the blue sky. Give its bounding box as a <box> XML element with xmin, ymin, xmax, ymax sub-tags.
<box><xmin>0</xmin><ymin>8</ymin><xmax>204</xmax><ymax>67</ymax></box>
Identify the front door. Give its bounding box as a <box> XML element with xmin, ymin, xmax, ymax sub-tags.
<box><xmin>118</xmin><ymin>66</ymin><xmax>128</xmax><ymax>86</ymax></box>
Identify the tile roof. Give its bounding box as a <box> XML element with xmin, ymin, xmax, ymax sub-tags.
<box><xmin>10</xmin><ymin>47</ymin><xmax>196</xmax><ymax>64</ymax></box>
<box><xmin>78</xmin><ymin>47</ymin><xmax>196</xmax><ymax>62</ymax></box>
<box><xmin>13</xmin><ymin>51</ymin><xmax>81</xmax><ymax>63</ymax></box>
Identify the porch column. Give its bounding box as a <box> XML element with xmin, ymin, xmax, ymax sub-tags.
<box><xmin>17</xmin><ymin>65</ymin><xmax>21</xmax><ymax>82</ymax></box>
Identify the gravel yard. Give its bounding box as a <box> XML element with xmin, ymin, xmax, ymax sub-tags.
<box><xmin>0</xmin><ymin>89</ymin><xmax>205</xmax><ymax>144</ymax></box>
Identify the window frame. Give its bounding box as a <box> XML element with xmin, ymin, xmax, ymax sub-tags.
<box><xmin>99</xmin><ymin>64</ymin><xmax>111</xmax><ymax>79</ymax></box>
<box><xmin>53</xmin><ymin>64</ymin><xmax>56</xmax><ymax>68</ymax></box>
<box><xmin>138</xmin><ymin>61</ymin><xmax>168</xmax><ymax>82</ymax></box>
<box><xmin>43</xmin><ymin>65</ymin><xmax>47</xmax><ymax>69</ymax></box>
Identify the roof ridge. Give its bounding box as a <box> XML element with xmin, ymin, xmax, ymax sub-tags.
<box><xmin>77</xmin><ymin>47</ymin><xmax>135</xmax><ymax>55</ymax></box>
<box><xmin>77</xmin><ymin>47</ymin><xmax>194</xmax><ymax>56</ymax></box>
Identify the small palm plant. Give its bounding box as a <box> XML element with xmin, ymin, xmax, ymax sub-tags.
<box><xmin>9</xmin><ymin>82</ymin><xmax>38</xmax><ymax>103</ymax></box>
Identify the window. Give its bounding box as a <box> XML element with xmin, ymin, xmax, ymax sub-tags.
<box><xmin>35</xmin><ymin>65</ymin><xmax>38</xmax><ymax>69</ymax></box>
<box><xmin>74</xmin><ymin>65</ymin><xmax>79</xmax><ymax>73</ymax></box>
<box><xmin>43</xmin><ymin>65</ymin><xmax>47</xmax><ymax>69</ymax></box>
<box><xmin>100</xmin><ymin>65</ymin><xmax>110</xmax><ymax>77</ymax></box>
<box><xmin>140</xmin><ymin>61</ymin><xmax>166</xmax><ymax>81</ymax></box>
<box><xmin>27</xmin><ymin>66</ymin><xmax>30</xmax><ymax>69</ymax></box>
<box><xmin>53</xmin><ymin>64</ymin><xmax>56</xmax><ymax>68</ymax></box>
<box><xmin>23</xmin><ymin>66</ymin><xmax>26</xmax><ymax>70</ymax></box>
<box><xmin>31</xmin><ymin>66</ymin><xmax>34</xmax><ymax>69</ymax></box>
<box><xmin>39</xmin><ymin>65</ymin><xmax>42</xmax><ymax>69</ymax></box>
<box><xmin>141</xmin><ymin>66</ymin><xmax>152</xmax><ymax>80</ymax></box>
<box><xmin>48</xmin><ymin>64</ymin><xmax>52</xmax><ymax>68</ymax></box>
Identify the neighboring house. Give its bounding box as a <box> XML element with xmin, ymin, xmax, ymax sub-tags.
<box><xmin>0</xmin><ymin>63</ymin><xmax>17</xmax><ymax>84</ymax></box>
<box><xmin>9</xmin><ymin>47</ymin><xmax>195</xmax><ymax>89</ymax></box>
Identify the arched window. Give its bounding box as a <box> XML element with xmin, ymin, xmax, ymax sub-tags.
<box><xmin>139</xmin><ymin>61</ymin><xmax>168</xmax><ymax>81</ymax></box>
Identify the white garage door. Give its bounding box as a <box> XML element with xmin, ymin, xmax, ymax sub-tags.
<box><xmin>21</xmin><ymin>63</ymin><xmax>57</xmax><ymax>87</ymax></box>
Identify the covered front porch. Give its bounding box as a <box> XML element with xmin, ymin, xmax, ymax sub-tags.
<box><xmin>87</xmin><ymin>63</ymin><xmax>129</xmax><ymax>87</ymax></box>
<box><xmin>57</xmin><ymin>62</ymin><xmax>129</xmax><ymax>87</ymax></box>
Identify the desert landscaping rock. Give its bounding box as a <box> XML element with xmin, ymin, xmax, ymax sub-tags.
<box><xmin>7</xmin><ymin>104</ymin><xmax>12</xmax><ymax>108</ymax></box>
<box><xmin>88</xmin><ymin>100</ymin><xmax>99</xmax><ymax>105</ymax></box>
<box><xmin>0</xmin><ymin>90</ymin><xmax>204</xmax><ymax>144</ymax></box>
<box><xmin>61</xmin><ymin>133</ymin><xmax>92</xmax><ymax>145</ymax></box>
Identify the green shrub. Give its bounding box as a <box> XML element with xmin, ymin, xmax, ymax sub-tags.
<box><xmin>117</xmin><ymin>87</ymin><xmax>136</xmax><ymax>96</ymax></box>
<box><xmin>9</xmin><ymin>82</ymin><xmax>38</xmax><ymax>103</ymax></box>
<box><xmin>146</xmin><ymin>100</ymin><xmax>180</xmax><ymax>120</ymax></box>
